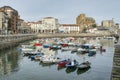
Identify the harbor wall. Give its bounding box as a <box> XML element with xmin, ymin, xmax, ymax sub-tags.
<box><xmin>0</xmin><ymin>34</ymin><xmax>36</xmax><ymax>50</ymax></box>
<box><xmin>111</xmin><ymin>43</ymin><xmax>120</xmax><ymax>80</ymax></box>
<box><xmin>37</xmin><ymin>33</ymin><xmax>112</xmax><ymax>38</ymax></box>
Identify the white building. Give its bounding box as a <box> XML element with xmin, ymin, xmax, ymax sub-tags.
<box><xmin>28</xmin><ymin>17</ymin><xmax>59</xmax><ymax>34</ymax></box>
<box><xmin>41</xmin><ymin>17</ymin><xmax>59</xmax><ymax>33</ymax></box>
<box><xmin>59</xmin><ymin>24</ymin><xmax>80</xmax><ymax>33</ymax></box>
<box><xmin>29</xmin><ymin>21</ymin><xmax>42</xmax><ymax>33</ymax></box>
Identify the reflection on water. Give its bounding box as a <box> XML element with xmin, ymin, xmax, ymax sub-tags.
<box><xmin>65</xmin><ymin>67</ymin><xmax>77</xmax><ymax>74</ymax></box>
<box><xmin>0</xmin><ymin>48</ymin><xmax>20</xmax><ymax>76</ymax></box>
<box><xmin>0</xmin><ymin>39</ymin><xmax>115</xmax><ymax>80</ymax></box>
<box><xmin>77</xmin><ymin>67</ymin><xmax>91</xmax><ymax>75</ymax></box>
<box><xmin>39</xmin><ymin>62</ymin><xmax>56</xmax><ymax>67</ymax></box>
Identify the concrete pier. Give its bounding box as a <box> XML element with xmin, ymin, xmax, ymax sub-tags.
<box><xmin>0</xmin><ymin>34</ymin><xmax>36</xmax><ymax>50</ymax></box>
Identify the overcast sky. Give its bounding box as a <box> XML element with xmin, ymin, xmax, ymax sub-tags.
<box><xmin>0</xmin><ymin>0</ymin><xmax>120</xmax><ymax>25</ymax></box>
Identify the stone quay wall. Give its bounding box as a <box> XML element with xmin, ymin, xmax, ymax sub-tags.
<box><xmin>0</xmin><ymin>34</ymin><xmax>36</xmax><ymax>50</ymax></box>
<box><xmin>37</xmin><ymin>33</ymin><xmax>111</xmax><ymax>38</ymax></box>
<box><xmin>111</xmin><ymin>43</ymin><xmax>120</xmax><ymax>80</ymax></box>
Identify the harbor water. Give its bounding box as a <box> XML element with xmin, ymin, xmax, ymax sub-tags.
<box><xmin>0</xmin><ymin>38</ymin><xmax>114</xmax><ymax>80</ymax></box>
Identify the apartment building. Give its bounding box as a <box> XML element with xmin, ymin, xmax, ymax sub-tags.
<box><xmin>41</xmin><ymin>17</ymin><xmax>59</xmax><ymax>33</ymax></box>
<box><xmin>0</xmin><ymin>6</ymin><xmax>19</xmax><ymax>34</ymax></box>
<box><xmin>59</xmin><ymin>24</ymin><xmax>80</xmax><ymax>33</ymax></box>
<box><xmin>28</xmin><ymin>21</ymin><xmax>43</xmax><ymax>33</ymax></box>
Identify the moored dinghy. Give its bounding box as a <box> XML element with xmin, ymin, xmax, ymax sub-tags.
<box><xmin>77</xmin><ymin>61</ymin><xmax>91</xmax><ymax>69</ymax></box>
<box><xmin>88</xmin><ymin>49</ymin><xmax>96</xmax><ymax>57</ymax></box>
<box><xmin>66</xmin><ymin>60</ymin><xmax>79</xmax><ymax>68</ymax></box>
<box><xmin>41</xmin><ymin>55</ymin><xmax>60</xmax><ymax>64</ymax></box>
<box><xmin>57</xmin><ymin>59</ymin><xmax>71</xmax><ymax>67</ymax></box>
<box><xmin>31</xmin><ymin>52</ymin><xmax>44</xmax><ymax>60</ymax></box>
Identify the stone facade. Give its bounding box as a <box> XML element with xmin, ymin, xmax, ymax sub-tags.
<box><xmin>76</xmin><ymin>14</ymin><xmax>96</xmax><ymax>32</ymax></box>
<box><xmin>101</xmin><ymin>19</ymin><xmax>115</xmax><ymax>27</ymax></box>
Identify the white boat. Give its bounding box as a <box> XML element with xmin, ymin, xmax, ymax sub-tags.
<box><xmin>61</xmin><ymin>47</ymin><xmax>71</xmax><ymax>51</ymax></box>
<box><xmin>23</xmin><ymin>50</ymin><xmax>42</xmax><ymax>55</ymax></box>
<box><xmin>77</xmin><ymin>61</ymin><xmax>91</xmax><ymax>69</ymax></box>
<box><xmin>20</xmin><ymin>44</ymin><xmax>35</xmax><ymax>52</ymax></box>
<box><xmin>21</xmin><ymin>48</ymin><xmax>35</xmax><ymax>52</ymax></box>
<box><xmin>77</xmin><ymin>48</ymin><xmax>88</xmax><ymax>54</ymax></box>
<box><xmin>68</xmin><ymin>42</ymin><xmax>75</xmax><ymax>46</ymax></box>
<box><xmin>41</xmin><ymin>55</ymin><xmax>60</xmax><ymax>63</ymax></box>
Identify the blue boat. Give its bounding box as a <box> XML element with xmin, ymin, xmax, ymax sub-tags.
<box><xmin>31</xmin><ymin>52</ymin><xmax>44</xmax><ymax>60</ymax></box>
<box><xmin>49</xmin><ymin>45</ymin><xmax>61</xmax><ymax>50</ymax></box>
<box><xmin>43</xmin><ymin>44</ymin><xmax>52</xmax><ymax>48</ymax></box>
<box><xmin>66</xmin><ymin>60</ymin><xmax>79</xmax><ymax>68</ymax></box>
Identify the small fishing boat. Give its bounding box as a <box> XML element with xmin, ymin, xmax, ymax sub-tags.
<box><xmin>31</xmin><ymin>52</ymin><xmax>44</xmax><ymax>60</ymax></box>
<box><xmin>23</xmin><ymin>50</ymin><xmax>42</xmax><ymax>56</ymax></box>
<box><xmin>20</xmin><ymin>46</ymin><xmax>35</xmax><ymax>52</ymax></box>
<box><xmin>43</xmin><ymin>44</ymin><xmax>52</xmax><ymax>48</ymax></box>
<box><xmin>49</xmin><ymin>45</ymin><xmax>61</xmax><ymax>50</ymax></box>
<box><xmin>71</xmin><ymin>48</ymin><xmax>78</xmax><ymax>53</ymax></box>
<box><xmin>77</xmin><ymin>66</ymin><xmax>90</xmax><ymax>75</ymax></box>
<box><xmin>77</xmin><ymin>48</ymin><xmax>88</xmax><ymax>54</ymax></box>
<box><xmin>88</xmin><ymin>49</ymin><xmax>96</xmax><ymax>57</ymax></box>
<box><xmin>81</xmin><ymin>44</ymin><xmax>95</xmax><ymax>49</ymax></box>
<box><xmin>61</xmin><ymin>47</ymin><xmax>71</xmax><ymax>51</ymax></box>
<box><xmin>65</xmin><ymin>67</ymin><xmax>77</xmax><ymax>74</ymax></box>
<box><xmin>41</xmin><ymin>55</ymin><xmax>60</xmax><ymax>64</ymax></box>
<box><xmin>61</xmin><ymin>43</ymin><xmax>69</xmax><ymax>47</ymax></box>
<box><xmin>77</xmin><ymin>61</ymin><xmax>91</xmax><ymax>69</ymax></box>
<box><xmin>57</xmin><ymin>59</ymin><xmax>71</xmax><ymax>67</ymax></box>
<box><xmin>66</xmin><ymin>60</ymin><xmax>79</xmax><ymax>68</ymax></box>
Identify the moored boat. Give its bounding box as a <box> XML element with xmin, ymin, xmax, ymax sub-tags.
<box><xmin>31</xmin><ymin>52</ymin><xmax>44</xmax><ymax>60</ymax></box>
<box><xmin>77</xmin><ymin>48</ymin><xmax>88</xmax><ymax>54</ymax></box>
<box><xmin>77</xmin><ymin>61</ymin><xmax>91</xmax><ymax>69</ymax></box>
<box><xmin>71</xmin><ymin>48</ymin><xmax>78</xmax><ymax>53</ymax></box>
<box><xmin>49</xmin><ymin>45</ymin><xmax>61</xmax><ymax>50</ymax></box>
<box><xmin>88</xmin><ymin>49</ymin><xmax>96</xmax><ymax>57</ymax></box>
<box><xmin>41</xmin><ymin>55</ymin><xmax>60</xmax><ymax>64</ymax></box>
<box><xmin>66</xmin><ymin>60</ymin><xmax>79</xmax><ymax>68</ymax></box>
<box><xmin>57</xmin><ymin>59</ymin><xmax>71</xmax><ymax>67</ymax></box>
<box><xmin>43</xmin><ymin>44</ymin><xmax>52</xmax><ymax>48</ymax></box>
